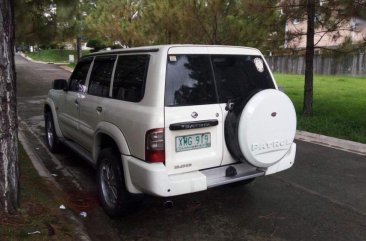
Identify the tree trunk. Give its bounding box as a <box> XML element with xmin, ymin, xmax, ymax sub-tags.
<box><xmin>76</xmin><ymin>36</ymin><xmax>82</xmax><ymax>62</ymax></box>
<box><xmin>0</xmin><ymin>0</ymin><xmax>19</xmax><ymax>214</ymax></box>
<box><xmin>76</xmin><ymin>1</ymin><xmax>82</xmax><ymax>62</ymax></box>
<box><xmin>303</xmin><ymin>0</ymin><xmax>315</xmax><ymax>116</ymax></box>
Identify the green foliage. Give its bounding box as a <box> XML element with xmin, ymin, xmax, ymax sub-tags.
<box><xmin>142</xmin><ymin>0</ymin><xmax>183</xmax><ymax>44</ymax></box>
<box><xmin>86</xmin><ymin>39</ymin><xmax>107</xmax><ymax>52</ymax></box>
<box><xmin>26</xmin><ymin>49</ymin><xmax>89</xmax><ymax>63</ymax></box>
<box><xmin>178</xmin><ymin>0</ymin><xmax>282</xmax><ymax>48</ymax></box>
<box><xmin>15</xmin><ymin>0</ymin><xmax>366</xmax><ymax>51</ymax></box>
<box><xmin>51</xmin><ymin>0</ymin><xmax>79</xmax><ymax>43</ymax></box>
<box><xmin>15</xmin><ymin>0</ymin><xmax>91</xmax><ymax>46</ymax></box>
<box><xmin>15</xmin><ymin>0</ymin><xmax>58</xmax><ymax>45</ymax></box>
<box><xmin>84</xmin><ymin>0</ymin><xmax>144</xmax><ymax>47</ymax></box>
<box><xmin>82</xmin><ymin>0</ymin><xmax>283</xmax><ymax>50</ymax></box>
<box><xmin>274</xmin><ymin>73</ymin><xmax>366</xmax><ymax>143</ymax></box>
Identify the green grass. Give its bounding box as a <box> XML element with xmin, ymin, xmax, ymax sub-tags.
<box><xmin>274</xmin><ymin>73</ymin><xmax>366</xmax><ymax>144</ymax></box>
<box><xmin>67</xmin><ymin>62</ymin><xmax>76</xmax><ymax>69</ymax></box>
<box><xmin>0</xmin><ymin>145</ymin><xmax>74</xmax><ymax>240</ymax></box>
<box><xmin>26</xmin><ymin>49</ymin><xmax>89</xmax><ymax>63</ymax></box>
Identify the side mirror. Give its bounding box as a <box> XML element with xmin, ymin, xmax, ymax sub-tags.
<box><xmin>53</xmin><ymin>79</ymin><xmax>68</xmax><ymax>91</ymax></box>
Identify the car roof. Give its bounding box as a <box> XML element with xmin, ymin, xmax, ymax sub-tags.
<box><xmin>83</xmin><ymin>45</ymin><xmax>261</xmax><ymax>58</ymax></box>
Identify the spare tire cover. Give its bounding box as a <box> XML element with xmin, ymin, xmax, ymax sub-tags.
<box><xmin>226</xmin><ymin>89</ymin><xmax>297</xmax><ymax>167</ymax></box>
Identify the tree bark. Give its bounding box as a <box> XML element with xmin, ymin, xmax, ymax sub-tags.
<box><xmin>0</xmin><ymin>0</ymin><xmax>19</xmax><ymax>214</ymax></box>
<box><xmin>76</xmin><ymin>36</ymin><xmax>82</xmax><ymax>62</ymax></box>
<box><xmin>303</xmin><ymin>0</ymin><xmax>315</xmax><ymax>116</ymax></box>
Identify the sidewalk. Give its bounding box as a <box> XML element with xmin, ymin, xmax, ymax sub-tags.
<box><xmin>296</xmin><ymin>130</ymin><xmax>366</xmax><ymax>156</ymax></box>
<box><xmin>18</xmin><ymin>120</ymin><xmax>92</xmax><ymax>241</ymax></box>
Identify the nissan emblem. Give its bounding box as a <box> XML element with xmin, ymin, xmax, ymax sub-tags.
<box><xmin>191</xmin><ymin>112</ymin><xmax>198</xmax><ymax>118</ymax></box>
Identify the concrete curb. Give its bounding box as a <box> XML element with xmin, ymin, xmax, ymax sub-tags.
<box><xmin>18</xmin><ymin>52</ymin><xmax>70</xmax><ymax>65</ymax></box>
<box><xmin>18</xmin><ymin>120</ymin><xmax>92</xmax><ymax>241</ymax></box>
<box><xmin>18</xmin><ymin>131</ymin><xmax>59</xmax><ymax>184</ymax></box>
<box><xmin>296</xmin><ymin>130</ymin><xmax>366</xmax><ymax>156</ymax></box>
<box><xmin>58</xmin><ymin>65</ymin><xmax>74</xmax><ymax>72</ymax></box>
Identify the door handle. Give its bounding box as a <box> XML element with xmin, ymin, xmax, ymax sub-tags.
<box><xmin>74</xmin><ymin>99</ymin><xmax>79</xmax><ymax>109</ymax></box>
<box><xmin>96</xmin><ymin>106</ymin><xmax>103</xmax><ymax>112</ymax></box>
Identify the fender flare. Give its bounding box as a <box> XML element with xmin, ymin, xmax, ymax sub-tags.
<box><xmin>44</xmin><ymin>97</ymin><xmax>64</xmax><ymax>139</ymax></box>
<box><xmin>93</xmin><ymin>122</ymin><xmax>130</xmax><ymax>162</ymax></box>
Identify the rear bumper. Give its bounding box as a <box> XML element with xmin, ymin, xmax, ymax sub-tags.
<box><xmin>124</xmin><ymin>143</ymin><xmax>296</xmax><ymax>197</ymax></box>
<box><xmin>125</xmin><ymin>156</ymin><xmax>207</xmax><ymax>196</ymax></box>
<box><xmin>265</xmin><ymin>143</ymin><xmax>296</xmax><ymax>175</ymax></box>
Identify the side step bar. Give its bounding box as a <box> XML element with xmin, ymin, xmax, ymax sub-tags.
<box><xmin>201</xmin><ymin>163</ymin><xmax>265</xmax><ymax>188</ymax></box>
<box><xmin>62</xmin><ymin>139</ymin><xmax>95</xmax><ymax>167</ymax></box>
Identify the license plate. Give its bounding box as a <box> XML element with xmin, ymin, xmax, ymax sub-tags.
<box><xmin>175</xmin><ymin>133</ymin><xmax>211</xmax><ymax>152</ymax></box>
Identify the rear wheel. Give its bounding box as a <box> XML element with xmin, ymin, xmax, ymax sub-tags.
<box><xmin>44</xmin><ymin>112</ymin><xmax>61</xmax><ymax>153</ymax></box>
<box><xmin>97</xmin><ymin>148</ymin><xmax>143</xmax><ymax>217</ymax></box>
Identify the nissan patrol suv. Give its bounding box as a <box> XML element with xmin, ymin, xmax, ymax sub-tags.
<box><xmin>44</xmin><ymin>45</ymin><xmax>297</xmax><ymax>217</ymax></box>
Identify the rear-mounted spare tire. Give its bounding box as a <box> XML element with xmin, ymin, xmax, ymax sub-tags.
<box><xmin>225</xmin><ymin>89</ymin><xmax>296</xmax><ymax>168</ymax></box>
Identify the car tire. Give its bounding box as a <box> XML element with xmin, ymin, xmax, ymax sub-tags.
<box><xmin>224</xmin><ymin>90</ymin><xmax>260</xmax><ymax>163</ymax></box>
<box><xmin>45</xmin><ymin>112</ymin><xmax>62</xmax><ymax>153</ymax></box>
<box><xmin>97</xmin><ymin>148</ymin><xmax>143</xmax><ymax>217</ymax></box>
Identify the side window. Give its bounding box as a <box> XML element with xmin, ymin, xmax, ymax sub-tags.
<box><xmin>112</xmin><ymin>55</ymin><xmax>150</xmax><ymax>102</ymax></box>
<box><xmin>88</xmin><ymin>55</ymin><xmax>117</xmax><ymax>97</ymax></box>
<box><xmin>69</xmin><ymin>57</ymin><xmax>93</xmax><ymax>92</ymax></box>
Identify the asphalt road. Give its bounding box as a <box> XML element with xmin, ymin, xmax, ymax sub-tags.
<box><xmin>16</xmin><ymin>54</ymin><xmax>366</xmax><ymax>241</ymax></box>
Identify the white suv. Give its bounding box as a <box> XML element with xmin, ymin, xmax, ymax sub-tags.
<box><xmin>44</xmin><ymin>45</ymin><xmax>297</xmax><ymax>216</ymax></box>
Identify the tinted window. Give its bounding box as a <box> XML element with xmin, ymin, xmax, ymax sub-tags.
<box><xmin>112</xmin><ymin>55</ymin><xmax>149</xmax><ymax>102</ymax></box>
<box><xmin>88</xmin><ymin>55</ymin><xmax>116</xmax><ymax>97</ymax></box>
<box><xmin>69</xmin><ymin>57</ymin><xmax>93</xmax><ymax>92</ymax></box>
<box><xmin>165</xmin><ymin>54</ymin><xmax>275</xmax><ymax>106</ymax></box>
<box><xmin>165</xmin><ymin>55</ymin><xmax>217</xmax><ymax>106</ymax></box>
<box><xmin>211</xmin><ymin>55</ymin><xmax>275</xmax><ymax>102</ymax></box>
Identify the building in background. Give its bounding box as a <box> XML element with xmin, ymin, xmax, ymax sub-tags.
<box><xmin>285</xmin><ymin>16</ymin><xmax>366</xmax><ymax>49</ymax></box>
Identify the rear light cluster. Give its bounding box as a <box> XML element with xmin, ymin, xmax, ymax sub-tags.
<box><xmin>145</xmin><ymin>128</ymin><xmax>165</xmax><ymax>163</ymax></box>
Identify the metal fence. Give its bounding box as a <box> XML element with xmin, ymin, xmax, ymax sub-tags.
<box><xmin>265</xmin><ymin>53</ymin><xmax>366</xmax><ymax>76</ymax></box>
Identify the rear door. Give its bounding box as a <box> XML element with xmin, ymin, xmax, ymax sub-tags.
<box><xmin>164</xmin><ymin>48</ymin><xmax>224</xmax><ymax>175</ymax></box>
<box><xmin>78</xmin><ymin>55</ymin><xmax>117</xmax><ymax>150</ymax></box>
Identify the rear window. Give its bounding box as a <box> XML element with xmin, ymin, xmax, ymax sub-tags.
<box><xmin>165</xmin><ymin>54</ymin><xmax>275</xmax><ymax>106</ymax></box>
<box><xmin>165</xmin><ymin>55</ymin><xmax>217</xmax><ymax>106</ymax></box>
<box><xmin>211</xmin><ymin>55</ymin><xmax>275</xmax><ymax>103</ymax></box>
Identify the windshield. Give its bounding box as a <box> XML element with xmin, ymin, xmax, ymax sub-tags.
<box><xmin>165</xmin><ymin>54</ymin><xmax>275</xmax><ymax>106</ymax></box>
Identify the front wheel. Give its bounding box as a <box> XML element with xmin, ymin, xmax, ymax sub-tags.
<box><xmin>44</xmin><ymin>112</ymin><xmax>62</xmax><ymax>153</ymax></box>
<box><xmin>97</xmin><ymin>148</ymin><xmax>143</xmax><ymax>217</ymax></box>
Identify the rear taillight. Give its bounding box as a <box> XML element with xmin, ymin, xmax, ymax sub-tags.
<box><xmin>145</xmin><ymin>128</ymin><xmax>165</xmax><ymax>163</ymax></box>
